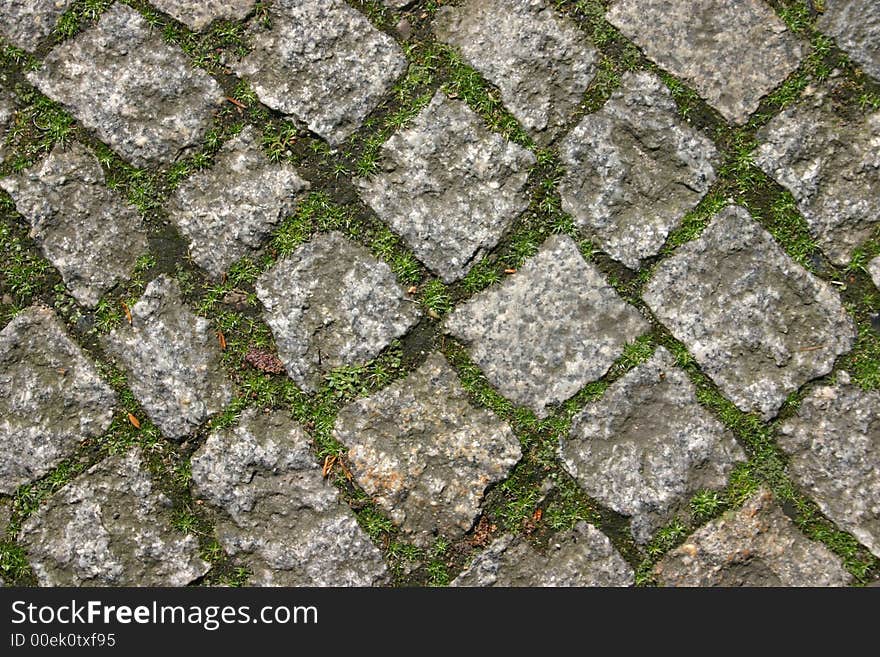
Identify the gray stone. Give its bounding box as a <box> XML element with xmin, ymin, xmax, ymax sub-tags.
<box><xmin>560</xmin><ymin>348</ymin><xmax>745</xmax><ymax>544</ymax></box>
<box><xmin>102</xmin><ymin>275</ymin><xmax>233</xmax><ymax>440</ymax></box>
<box><xmin>819</xmin><ymin>0</ymin><xmax>880</xmax><ymax>81</ymax></box>
<box><xmin>256</xmin><ymin>232</ymin><xmax>420</xmax><ymax>392</ymax></box>
<box><xmin>20</xmin><ymin>449</ymin><xmax>209</xmax><ymax>586</ymax></box>
<box><xmin>357</xmin><ymin>92</ymin><xmax>536</xmax><ymax>282</ymax></box>
<box><xmin>383</xmin><ymin>0</ymin><xmax>414</xmax><ymax>8</ymax></box>
<box><xmin>150</xmin><ymin>0</ymin><xmax>255</xmax><ymax>31</ymax></box>
<box><xmin>0</xmin><ymin>499</ymin><xmax>10</xmax><ymax>542</ymax></box>
<box><xmin>559</xmin><ymin>71</ymin><xmax>718</xmax><ymax>269</ymax></box>
<box><xmin>334</xmin><ymin>353</ymin><xmax>521</xmax><ymax>546</ymax></box>
<box><xmin>0</xmin><ymin>143</ymin><xmax>149</xmax><ymax>307</ymax></box>
<box><xmin>778</xmin><ymin>373</ymin><xmax>880</xmax><ymax>558</ymax></box>
<box><xmin>654</xmin><ymin>487</ymin><xmax>851</xmax><ymax>586</ymax></box>
<box><xmin>234</xmin><ymin>0</ymin><xmax>406</xmax><ymax>145</ymax></box>
<box><xmin>0</xmin><ymin>0</ymin><xmax>75</xmax><ymax>51</ymax></box>
<box><xmin>447</xmin><ymin>235</ymin><xmax>648</xmax><ymax>417</ymax></box>
<box><xmin>191</xmin><ymin>409</ymin><xmax>388</xmax><ymax>586</ymax></box>
<box><xmin>28</xmin><ymin>3</ymin><xmax>224</xmax><ymax>167</ymax></box>
<box><xmin>0</xmin><ymin>90</ymin><xmax>12</xmax><ymax>163</ymax></box>
<box><xmin>755</xmin><ymin>82</ymin><xmax>880</xmax><ymax>266</ymax></box>
<box><xmin>434</xmin><ymin>0</ymin><xmax>597</xmax><ymax>144</ymax></box>
<box><xmin>644</xmin><ymin>206</ymin><xmax>854</xmax><ymax>420</ymax></box>
<box><xmin>606</xmin><ymin>0</ymin><xmax>803</xmax><ymax>124</ymax></box>
<box><xmin>0</xmin><ymin>307</ymin><xmax>114</xmax><ymax>494</ymax></box>
<box><xmin>870</xmin><ymin>257</ymin><xmax>880</xmax><ymax>290</ymax></box>
<box><xmin>451</xmin><ymin>522</ymin><xmax>633</xmax><ymax>587</ymax></box>
<box><xmin>168</xmin><ymin>127</ymin><xmax>310</xmax><ymax>279</ymax></box>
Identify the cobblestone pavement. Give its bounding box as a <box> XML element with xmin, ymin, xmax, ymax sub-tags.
<box><xmin>0</xmin><ymin>0</ymin><xmax>878</xmax><ymax>587</ymax></box>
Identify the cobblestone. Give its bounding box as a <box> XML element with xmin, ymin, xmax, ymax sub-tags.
<box><xmin>0</xmin><ymin>0</ymin><xmax>75</xmax><ymax>52</ymax></box>
<box><xmin>150</xmin><ymin>0</ymin><xmax>255</xmax><ymax>31</ymax></box>
<box><xmin>819</xmin><ymin>0</ymin><xmax>880</xmax><ymax>82</ymax></box>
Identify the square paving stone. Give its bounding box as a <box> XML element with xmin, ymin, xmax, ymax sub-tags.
<box><xmin>606</xmin><ymin>0</ymin><xmax>803</xmax><ymax>124</ymax></box>
<box><xmin>0</xmin><ymin>0</ymin><xmax>75</xmax><ymax>51</ymax></box>
<box><xmin>643</xmin><ymin>206</ymin><xmax>855</xmax><ymax>420</ymax></box>
<box><xmin>446</xmin><ymin>234</ymin><xmax>649</xmax><ymax>418</ymax></box>
<box><xmin>559</xmin><ymin>71</ymin><xmax>719</xmax><ymax>269</ymax></box>
<box><xmin>333</xmin><ymin>352</ymin><xmax>521</xmax><ymax>547</ymax></box>
<box><xmin>27</xmin><ymin>3</ymin><xmax>224</xmax><ymax>168</ymax></box>
<box><xmin>102</xmin><ymin>275</ymin><xmax>233</xmax><ymax>440</ymax></box>
<box><xmin>0</xmin><ymin>142</ymin><xmax>149</xmax><ymax>306</ymax></box>
<box><xmin>560</xmin><ymin>347</ymin><xmax>745</xmax><ymax>544</ymax></box>
<box><xmin>150</xmin><ymin>0</ymin><xmax>255</xmax><ymax>31</ymax></box>
<box><xmin>256</xmin><ymin>232</ymin><xmax>421</xmax><ymax>392</ymax></box>
<box><xmin>434</xmin><ymin>0</ymin><xmax>598</xmax><ymax>144</ymax></box>
<box><xmin>819</xmin><ymin>0</ymin><xmax>880</xmax><ymax>81</ymax></box>
<box><xmin>19</xmin><ymin>449</ymin><xmax>209</xmax><ymax>586</ymax></box>
<box><xmin>191</xmin><ymin>409</ymin><xmax>388</xmax><ymax>586</ymax></box>
<box><xmin>234</xmin><ymin>0</ymin><xmax>407</xmax><ymax>145</ymax></box>
<box><xmin>870</xmin><ymin>257</ymin><xmax>880</xmax><ymax>290</ymax></box>
<box><xmin>0</xmin><ymin>306</ymin><xmax>115</xmax><ymax>494</ymax></box>
<box><xmin>167</xmin><ymin>126</ymin><xmax>310</xmax><ymax>279</ymax></box>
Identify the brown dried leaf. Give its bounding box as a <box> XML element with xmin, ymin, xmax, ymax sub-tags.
<box><xmin>127</xmin><ymin>412</ymin><xmax>141</xmax><ymax>429</ymax></box>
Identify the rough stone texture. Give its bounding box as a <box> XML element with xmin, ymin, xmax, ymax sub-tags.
<box><xmin>0</xmin><ymin>90</ymin><xmax>12</xmax><ymax>163</ymax></box>
<box><xmin>256</xmin><ymin>232</ymin><xmax>420</xmax><ymax>392</ymax></box>
<box><xmin>644</xmin><ymin>206</ymin><xmax>855</xmax><ymax>420</ymax></box>
<box><xmin>19</xmin><ymin>449</ymin><xmax>209</xmax><ymax>586</ymax></box>
<box><xmin>167</xmin><ymin>127</ymin><xmax>310</xmax><ymax>278</ymax></box>
<box><xmin>383</xmin><ymin>0</ymin><xmax>414</xmax><ymax>8</ymax></box>
<box><xmin>0</xmin><ymin>499</ymin><xmax>11</xmax><ymax>542</ymax></box>
<box><xmin>778</xmin><ymin>372</ymin><xmax>880</xmax><ymax>558</ymax></box>
<box><xmin>819</xmin><ymin>0</ymin><xmax>880</xmax><ymax>82</ymax></box>
<box><xmin>234</xmin><ymin>0</ymin><xmax>406</xmax><ymax>145</ymax></box>
<box><xmin>755</xmin><ymin>82</ymin><xmax>880</xmax><ymax>266</ymax></box>
<box><xmin>334</xmin><ymin>353</ymin><xmax>521</xmax><ymax>546</ymax></box>
<box><xmin>447</xmin><ymin>235</ymin><xmax>648</xmax><ymax>417</ymax></box>
<box><xmin>0</xmin><ymin>142</ymin><xmax>149</xmax><ymax>306</ymax></box>
<box><xmin>0</xmin><ymin>0</ymin><xmax>75</xmax><ymax>51</ymax></box>
<box><xmin>150</xmin><ymin>0</ymin><xmax>255</xmax><ymax>31</ymax></box>
<box><xmin>102</xmin><ymin>275</ymin><xmax>233</xmax><ymax>440</ymax></box>
<box><xmin>559</xmin><ymin>71</ymin><xmax>718</xmax><ymax>269</ymax></box>
<box><xmin>358</xmin><ymin>92</ymin><xmax>535</xmax><ymax>282</ymax></box>
<box><xmin>606</xmin><ymin>0</ymin><xmax>803</xmax><ymax>124</ymax></box>
<box><xmin>560</xmin><ymin>348</ymin><xmax>745</xmax><ymax>543</ymax></box>
<box><xmin>191</xmin><ymin>409</ymin><xmax>388</xmax><ymax>586</ymax></box>
<box><xmin>870</xmin><ymin>257</ymin><xmax>880</xmax><ymax>290</ymax></box>
<box><xmin>451</xmin><ymin>522</ymin><xmax>633</xmax><ymax>587</ymax></box>
<box><xmin>654</xmin><ymin>488</ymin><xmax>851</xmax><ymax>586</ymax></box>
<box><xmin>28</xmin><ymin>3</ymin><xmax>224</xmax><ymax>167</ymax></box>
<box><xmin>434</xmin><ymin>0</ymin><xmax>597</xmax><ymax>144</ymax></box>
<box><xmin>0</xmin><ymin>307</ymin><xmax>115</xmax><ymax>494</ymax></box>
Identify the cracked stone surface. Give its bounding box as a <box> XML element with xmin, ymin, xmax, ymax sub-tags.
<box><xmin>819</xmin><ymin>0</ymin><xmax>880</xmax><ymax>82</ymax></box>
<box><xmin>644</xmin><ymin>206</ymin><xmax>855</xmax><ymax>420</ymax></box>
<box><xmin>607</xmin><ymin>0</ymin><xmax>803</xmax><ymax>124</ymax></box>
<box><xmin>451</xmin><ymin>522</ymin><xmax>633</xmax><ymax>587</ymax></box>
<box><xmin>434</xmin><ymin>0</ymin><xmax>597</xmax><ymax>144</ymax></box>
<box><xmin>334</xmin><ymin>353</ymin><xmax>521</xmax><ymax>546</ymax></box>
<box><xmin>19</xmin><ymin>449</ymin><xmax>209</xmax><ymax>586</ymax></box>
<box><xmin>447</xmin><ymin>234</ymin><xmax>649</xmax><ymax>417</ymax></box>
<box><xmin>654</xmin><ymin>488</ymin><xmax>852</xmax><ymax>586</ymax></box>
<box><xmin>234</xmin><ymin>0</ymin><xmax>407</xmax><ymax>145</ymax></box>
<box><xmin>102</xmin><ymin>275</ymin><xmax>233</xmax><ymax>440</ymax></box>
<box><xmin>191</xmin><ymin>409</ymin><xmax>388</xmax><ymax>586</ymax></box>
<box><xmin>150</xmin><ymin>0</ymin><xmax>256</xmax><ymax>31</ymax></box>
<box><xmin>0</xmin><ymin>307</ymin><xmax>115</xmax><ymax>494</ymax></box>
<box><xmin>870</xmin><ymin>257</ymin><xmax>880</xmax><ymax>290</ymax></box>
<box><xmin>357</xmin><ymin>92</ymin><xmax>535</xmax><ymax>282</ymax></box>
<box><xmin>0</xmin><ymin>0</ymin><xmax>75</xmax><ymax>51</ymax></box>
<box><xmin>256</xmin><ymin>232</ymin><xmax>421</xmax><ymax>392</ymax></box>
<box><xmin>778</xmin><ymin>373</ymin><xmax>880</xmax><ymax>558</ymax></box>
<box><xmin>558</xmin><ymin>71</ymin><xmax>719</xmax><ymax>269</ymax></box>
<box><xmin>0</xmin><ymin>142</ymin><xmax>149</xmax><ymax>307</ymax></box>
<box><xmin>27</xmin><ymin>3</ymin><xmax>224</xmax><ymax>167</ymax></box>
<box><xmin>560</xmin><ymin>347</ymin><xmax>745</xmax><ymax>544</ymax></box>
<box><xmin>167</xmin><ymin>126</ymin><xmax>310</xmax><ymax>279</ymax></box>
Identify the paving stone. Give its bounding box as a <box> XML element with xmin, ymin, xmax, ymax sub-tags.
<box><xmin>654</xmin><ymin>487</ymin><xmax>851</xmax><ymax>586</ymax></box>
<box><xmin>446</xmin><ymin>234</ymin><xmax>648</xmax><ymax>417</ymax></box>
<box><xmin>27</xmin><ymin>3</ymin><xmax>224</xmax><ymax>167</ymax></box>
<box><xmin>434</xmin><ymin>0</ymin><xmax>597</xmax><ymax>144</ymax></box>
<box><xmin>870</xmin><ymin>257</ymin><xmax>880</xmax><ymax>290</ymax></box>
<box><xmin>234</xmin><ymin>0</ymin><xmax>406</xmax><ymax>145</ymax></box>
<box><xmin>778</xmin><ymin>372</ymin><xmax>880</xmax><ymax>558</ymax></box>
<box><xmin>0</xmin><ymin>307</ymin><xmax>115</xmax><ymax>494</ymax></box>
<box><xmin>819</xmin><ymin>0</ymin><xmax>880</xmax><ymax>81</ymax></box>
<box><xmin>334</xmin><ymin>353</ymin><xmax>521</xmax><ymax>546</ymax></box>
<box><xmin>191</xmin><ymin>408</ymin><xmax>388</xmax><ymax>586</ymax></box>
<box><xmin>357</xmin><ymin>92</ymin><xmax>535</xmax><ymax>282</ymax></box>
<box><xmin>643</xmin><ymin>206</ymin><xmax>854</xmax><ymax>420</ymax></box>
<box><xmin>558</xmin><ymin>71</ymin><xmax>718</xmax><ymax>269</ymax></box>
<box><xmin>256</xmin><ymin>232</ymin><xmax>420</xmax><ymax>392</ymax></box>
<box><xmin>167</xmin><ymin>127</ymin><xmax>310</xmax><ymax>279</ymax></box>
<box><xmin>0</xmin><ymin>0</ymin><xmax>75</xmax><ymax>51</ymax></box>
<box><xmin>0</xmin><ymin>142</ymin><xmax>149</xmax><ymax>307</ymax></box>
<box><xmin>0</xmin><ymin>499</ymin><xmax>10</xmax><ymax>542</ymax></box>
<box><xmin>606</xmin><ymin>0</ymin><xmax>803</xmax><ymax>124</ymax></box>
<box><xmin>150</xmin><ymin>0</ymin><xmax>255</xmax><ymax>31</ymax></box>
<box><xmin>755</xmin><ymin>82</ymin><xmax>880</xmax><ymax>266</ymax></box>
<box><xmin>451</xmin><ymin>522</ymin><xmax>633</xmax><ymax>587</ymax></box>
<box><xmin>102</xmin><ymin>275</ymin><xmax>233</xmax><ymax>440</ymax></box>
<box><xmin>560</xmin><ymin>348</ymin><xmax>745</xmax><ymax>544</ymax></box>
<box><xmin>19</xmin><ymin>449</ymin><xmax>209</xmax><ymax>586</ymax></box>
<box><xmin>383</xmin><ymin>0</ymin><xmax>414</xmax><ymax>8</ymax></box>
